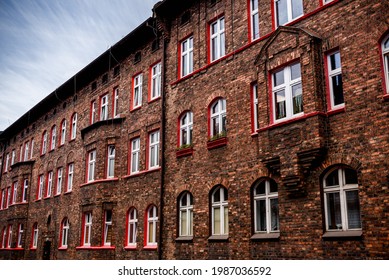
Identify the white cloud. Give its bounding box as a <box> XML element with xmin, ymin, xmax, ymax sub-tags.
<box><xmin>0</xmin><ymin>0</ymin><xmax>160</xmax><ymax>131</ymax></box>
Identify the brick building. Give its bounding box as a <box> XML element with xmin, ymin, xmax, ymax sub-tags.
<box><xmin>0</xmin><ymin>0</ymin><xmax>388</xmax><ymax>260</ymax></box>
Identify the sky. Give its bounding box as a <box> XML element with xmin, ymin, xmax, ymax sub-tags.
<box><xmin>0</xmin><ymin>0</ymin><xmax>160</xmax><ymax>131</ymax></box>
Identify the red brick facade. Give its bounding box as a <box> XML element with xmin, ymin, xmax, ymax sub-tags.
<box><xmin>0</xmin><ymin>0</ymin><xmax>388</xmax><ymax>260</ymax></box>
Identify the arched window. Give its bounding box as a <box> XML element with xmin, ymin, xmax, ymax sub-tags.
<box><xmin>1</xmin><ymin>227</ymin><xmax>6</xmax><ymax>248</ymax></box>
<box><xmin>50</xmin><ymin>125</ymin><xmax>56</xmax><ymax>151</ymax></box>
<box><xmin>209</xmin><ymin>98</ymin><xmax>227</xmax><ymax>138</ymax></box>
<box><xmin>127</xmin><ymin>208</ymin><xmax>138</xmax><ymax>247</ymax></box>
<box><xmin>60</xmin><ymin>218</ymin><xmax>69</xmax><ymax>248</ymax></box>
<box><xmin>70</xmin><ymin>113</ymin><xmax>77</xmax><ymax>140</ymax></box>
<box><xmin>211</xmin><ymin>186</ymin><xmax>228</xmax><ymax>236</ymax></box>
<box><xmin>41</xmin><ymin>130</ymin><xmax>47</xmax><ymax>155</ymax></box>
<box><xmin>31</xmin><ymin>223</ymin><xmax>38</xmax><ymax>249</ymax></box>
<box><xmin>145</xmin><ymin>205</ymin><xmax>158</xmax><ymax>247</ymax></box>
<box><xmin>253</xmin><ymin>179</ymin><xmax>279</xmax><ymax>233</ymax></box>
<box><xmin>381</xmin><ymin>33</ymin><xmax>389</xmax><ymax>94</ymax></box>
<box><xmin>60</xmin><ymin>119</ymin><xmax>66</xmax><ymax>145</ymax></box>
<box><xmin>179</xmin><ymin>192</ymin><xmax>193</xmax><ymax>237</ymax></box>
<box><xmin>179</xmin><ymin>111</ymin><xmax>193</xmax><ymax>147</ymax></box>
<box><xmin>323</xmin><ymin>167</ymin><xmax>361</xmax><ymax>231</ymax></box>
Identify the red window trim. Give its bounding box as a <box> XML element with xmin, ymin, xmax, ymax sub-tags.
<box><xmin>146</xmin><ymin>129</ymin><xmax>160</xmax><ymax>171</ymax></box>
<box><xmin>30</xmin><ymin>223</ymin><xmax>38</xmax><ymax>249</ymax></box>
<box><xmin>143</xmin><ymin>204</ymin><xmax>158</xmax><ymax>249</ymax></box>
<box><xmin>378</xmin><ymin>30</ymin><xmax>389</xmax><ymax>97</ymax></box>
<box><xmin>59</xmin><ymin>217</ymin><xmax>68</xmax><ymax>249</ymax></box>
<box><xmin>131</xmin><ymin>71</ymin><xmax>143</xmax><ymax>111</ymax></box>
<box><xmin>177</xmin><ymin>110</ymin><xmax>191</xmax><ymax>148</ymax></box>
<box><xmin>207</xmin><ymin>97</ymin><xmax>225</xmax><ymax>139</ymax></box>
<box><xmin>148</xmin><ymin>60</ymin><xmax>162</xmax><ymax>102</ymax></box>
<box><xmin>125</xmin><ymin>207</ymin><xmax>136</xmax><ymax>248</ymax></box>
<box><xmin>207</xmin><ymin>13</ymin><xmax>225</xmax><ymax>64</ymax></box>
<box><xmin>128</xmin><ymin>136</ymin><xmax>141</xmax><ymax>175</ymax></box>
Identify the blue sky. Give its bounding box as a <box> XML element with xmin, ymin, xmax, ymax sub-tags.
<box><xmin>0</xmin><ymin>0</ymin><xmax>160</xmax><ymax>131</ymax></box>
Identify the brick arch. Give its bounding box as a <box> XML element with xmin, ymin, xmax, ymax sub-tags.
<box><xmin>46</xmin><ymin>161</ymin><xmax>54</xmax><ymax>171</ymax></box>
<box><xmin>55</xmin><ymin>156</ymin><xmax>65</xmax><ymax>168</ymax></box>
<box><xmin>314</xmin><ymin>152</ymin><xmax>362</xmax><ymax>179</ymax></box>
<box><xmin>66</xmin><ymin>151</ymin><xmax>75</xmax><ymax>163</ymax></box>
<box><xmin>206</xmin><ymin>177</ymin><xmax>230</xmax><ymax>192</ymax></box>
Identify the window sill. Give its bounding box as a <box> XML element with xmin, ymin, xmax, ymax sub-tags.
<box><xmin>0</xmin><ymin>247</ymin><xmax>24</xmax><ymax>251</ymax></box>
<box><xmin>80</xmin><ymin>178</ymin><xmax>119</xmax><ymax>188</ymax></box>
<box><xmin>383</xmin><ymin>94</ymin><xmax>389</xmax><ymax>101</ymax></box>
<box><xmin>207</xmin><ymin>137</ymin><xmax>227</xmax><ymax>150</ymax></box>
<box><xmin>130</xmin><ymin>106</ymin><xmax>142</xmax><ymax>113</ymax></box>
<box><xmin>148</xmin><ymin>96</ymin><xmax>161</xmax><ymax>104</ymax></box>
<box><xmin>175</xmin><ymin>236</ymin><xmax>193</xmax><ymax>243</ymax></box>
<box><xmin>30</xmin><ymin>248</ymin><xmax>37</xmax><ymax>251</ymax></box>
<box><xmin>208</xmin><ymin>235</ymin><xmax>229</xmax><ymax>242</ymax></box>
<box><xmin>58</xmin><ymin>246</ymin><xmax>68</xmax><ymax>251</ymax></box>
<box><xmin>81</xmin><ymin>117</ymin><xmax>125</xmax><ymax>139</ymax></box>
<box><xmin>124</xmin><ymin>245</ymin><xmax>137</xmax><ymax>250</ymax></box>
<box><xmin>322</xmin><ymin>230</ymin><xmax>363</xmax><ymax>239</ymax></box>
<box><xmin>143</xmin><ymin>245</ymin><xmax>158</xmax><ymax>250</ymax></box>
<box><xmin>327</xmin><ymin>106</ymin><xmax>345</xmax><ymax>116</ymax></box>
<box><xmin>64</xmin><ymin>191</ymin><xmax>72</xmax><ymax>195</ymax></box>
<box><xmin>76</xmin><ymin>245</ymin><xmax>116</xmax><ymax>250</ymax></box>
<box><xmin>176</xmin><ymin>147</ymin><xmax>194</xmax><ymax>158</ymax></box>
<box><xmin>251</xmin><ymin>233</ymin><xmax>280</xmax><ymax>241</ymax></box>
<box><xmin>124</xmin><ymin>168</ymin><xmax>161</xmax><ymax>179</ymax></box>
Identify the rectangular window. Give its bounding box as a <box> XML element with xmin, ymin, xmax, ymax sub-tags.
<box><xmin>41</xmin><ymin>131</ymin><xmax>47</xmax><ymax>154</ymax></box>
<box><xmin>103</xmin><ymin>210</ymin><xmax>113</xmax><ymax>246</ymax></box>
<box><xmin>87</xmin><ymin>150</ymin><xmax>96</xmax><ymax>182</ymax></box>
<box><xmin>19</xmin><ymin>145</ymin><xmax>23</xmax><ymax>162</ymax></box>
<box><xmin>46</xmin><ymin>171</ymin><xmax>53</xmax><ymax>197</ymax></box>
<box><xmin>0</xmin><ymin>189</ymin><xmax>5</xmax><ymax>209</ymax></box>
<box><xmin>24</xmin><ymin>142</ymin><xmax>29</xmax><ymax>161</ymax></box>
<box><xmin>272</xmin><ymin>62</ymin><xmax>303</xmax><ymax>122</ymax></box>
<box><xmin>37</xmin><ymin>175</ymin><xmax>44</xmax><ymax>200</ymax></box>
<box><xmin>150</xmin><ymin>62</ymin><xmax>161</xmax><ymax>100</ymax></box>
<box><xmin>67</xmin><ymin>163</ymin><xmax>74</xmax><ymax>192</ymax></box>
<box><xmin>50</xmin><ymin>126</ymin><xmax>56</xmax><ymax>151</ymax></box>
<box><xmin>275</xmin><ymin>0</ymin><xmax>303</xmax><ymax>27</ymax></box>
<box><xmin>181</xmin><ymin>37</ymin><xmax>194</xmax><ymax>77</ymax></box>
<box><xmin>71</xmin><ymin>114</ymin><xmax>77</xmax><ymax>140</ymax></box>
<box><xmin>56</xmin><ymin>167</ymin><xmax>63</xmax><ymax>195</ymax></box>
<box><xmin>90</xmin><ymin>101</ymin><xmax>97</xmax><ymax>124</ymax></box>
<box><xmin>5</xmin><ymin>187</ymin><xmax>11</xmax><ymax>209</ymax></box>
<box><xmin>210</xmin><ymin>17</ymin><xmax>225</xmax><ymax>62</ymax></box>
<box><xmin>83</xmin><ymin>212</ymin><xmax>92</xmax><ymax>246</ymax></box>
<box><xmin>107</xmin><ymin>145</ymin><xmax>115</xmax><ymax>178</ymax></box>
<box><xmin>32</xmin><ymin>224</ymin><xmax>38</xmax><ymax>248</ymax></box>
<box><xmin>133</xmin><ymin>74</ymin><xmax>143</xmax><ymax>109</ymax></box>
<box><xmin>130</xmin><ymin>138</ymin><xmax>140</xmax><ymax>174</ymax></box>
<box><xmin>252</xmin><ymin>83</ymin><xmax>259</xmax><ymax>132</ymax></box>
<box><xmin>5</xmin><ymin>153</ymin><xmax>10</xmax><ymax>172</ymax></box>
<box><xmin>60</xmin><ymin>120</ymin><xmax>66</xmax><ymax>145</ymax></box>
<box><xmin>7</xmin><ymin>225</ymin><xmax>12</xmax><ymax>248</ymax></box>
<box><xmin>11</xmin><ymin>181</ymin><xmax>18</xmax><ymax>205</ymax></box>
<box><xmin>61</xmin><ymin>219</ymin><xmax>69</xmax><ymax>247</ymax></box>
<box><xmin>22</xmin><ymin>179</ymin><xmax>28</xmax><ymax>203</ymax></box>
<box><xmin>249</xmin><ymin>0</ymin><xmax>260</xmax><ymax>41</ymax></box>
<box><xmin>100</xmin><ymin>94</ymin><xmax>109</xmax><ymax>121</ymax></box>
<box><xmin>17</xmin><ymin>224</ymin><xmax>23</xmax><ymax>248</ymax></box>
<box><xmin>30</xmin><ymin>139</ymin><xmax>34</xmax><ymax>159</ymax></box>
<box><xmin>127</xmin><ymin>208</ymin><xmax>137</xmax><ymax>246</ymax></box>
<box><xmin>148</xmin><ymin>131</ymin><xmax>160</xmax><ymax>169</ymax></box>
<box><xmin>11</xmin><ymin>149</ymin><xmax>16</xmax><ymax>165</ymax></box>
<box><xmin>327</xmin><ymin>50</ymin><xmax>344</xmax><ymax>109</ymax></box>
<box><xmin>113</xmin><ymin>88</ymin><xmax>119</xmax><ymax>118</ymax></box>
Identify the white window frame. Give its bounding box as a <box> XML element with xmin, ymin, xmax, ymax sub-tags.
<box><xmin>50</xmin><ymin>126</ymin><xmax>56</xmax><ymax>151</ymax></box>
<box><xmin>46</xmin><ymin>171</ymin><xmax>53</xmax><ymax>197</ymax></box>
<box><xmin>210</xmin><ymin>98</ymin><xmax>227</xmax><ymax>137</ymax></box>
<box><xmin>180</xmin><ymin>111</ymin><xmax>193</xmax><ymax>146</ymax></box>
<box><xmin>210</xmin><ymin>17</ymin><xmax>225</xmax><ymax>62</ymax></box>
<box><xmin>19</xmin><ymin>145</ymin><xmax>23</xmax><ymax>162</ymax></box>
<box><xmin>32</xmin><ymin>223</ymin><xmax>38</xmax><ymax>248</ymax></box>
<box><xmin>274</xmin><ymin>0</ymin><xmax>304</xmax><ymax>27</ymax></box>
<box><xmin>7</xmin><ymin>225</ymin><xmax>12</xmax><ymax>248</ymax></box>
<box><xmin>103</xmin><ymin>210</ymin><xmax>113</xmax><ymax>246</ymax></box>
<box><xmin>133</xmin><ymin>74</ymin><xmax>143</xmax><ymax>109</ymax></box>
<box><xmin>327</xmin><ymin>50</ymin><xmax>344</xmax><ymax>109</ymax></box>
<box><xmin>113</xmin><ymin>88</ymin><xmax>119</xmax><ymax>118</ymax></box>
<box><xmin>130</xmin><ymin>138</ymin><xmax>140</xmax><ymax>174</ymax></box>
<box><xmin>24</xmin><ymin>142</ymin><xmax>29</xmax><ymax>161</ymax></box>
<box><xmin>91</xmin><ymin>101</ymin><xmax>97</xmax><ymax>124</ymax></box>
<box><xmin>56</xmin><ymin>167</ymin><xmax>63</xmax><ymax>195</ymax></box>
<box><xmin>87</xmin><ymin>150</ymin><xmax>96</xmax><ymax>183</ymax></box>
<box><xmin>60</xmin><ymin>120</ymin><xmax>66</xmax><ymax>145</ymax></box>
<box><xmin>272</xmin><ymin>62</ymin><xmax>303</xmax><ymax>122</ymax></box>
<box><xmin>30</xmin><ymin>139</ymin><xmax>34</xmax><ymax>159</ymax></box>
<box><xmin>148</xmin><ymin>131</ymin><xmax>160</xmax><ymax>169</ymax></box>
<box><xmin>61</xmin><ymin>218</ymin><xmax>69</xmax><ymax>247</ymax></box>
<box><xmin>83</xmin><ymin>212</ymin><xmax>92</xmax><ymax>246</ymax></box>
<box><xmin>146</xmin><ymin>206</ymin><xmax>158</xmax><ymax>246</ymax></box>
<box><xmin>22</xmin><ymin>179</ymin><xmax>28</xmax><ymax>203</ymax></box>
<box><xmin>151</xmin><ymin>62</ymin><xmax>161</xmax><ymax>100</ymax></box>
<box><xmin>127</xmin><ymin>208</ymin><xmax>138</xmax><ymax>246</ymax></box>
<box><xmin>382</xmin><ymin>34</ymin><xmax>389</xmax><ymax>94</ymax></box>
<box><xmin>1</xmin><ymin>189</ymin><xmax>5</xmax><ymax>209</ymax></box>
<box><xmin>250</xmin><ymin>0</ymin><xmax>260</xmax><ymax>41</ymax></box>
<box><xmin>37</xmin><ymin>175</ymin><xmax>44</xmax><ymax>200</ymax></box>
<box><xmin>12</xmin><ymin>181</ymin><xmax>18</xmax><ymax>205</ymax></box>
<box><xmin>181</xmin><ymin>36</ymin><xmax>194</xmax><ymax>77</ymax></box>
<box><xmin>211</xmin><ymin>187</ymin><xmax>228</xmax><ymax>236</ymax></box>
<box><xmin>323</xmin><ymin>167</ymin><xmax>362</xmax><ymax>232</ymax></box>
<box><xmin>179</xmin><ymin>192</ymin><xmax>193</xmax><ymax>237</ymax></box>
<box><xmin>17</xmin><ymin>224</ymin><xmax>23</xmax><ymax>248</ymax></box>
<box><xmin>67</xmin><ymin>163</ymin><xmax>74</xmax><ymax>192</ymax></box>
<box><xmin>1</xmin><ymin>227</ymin><xmax>6</xmax><ymax>248</ymax></box>
<box><xmin>11</xmin><ymin>149</ymin><xmax>15</xmax><ymax>165</ymax></box>
<box><xmin>253</xmin><ymin>179</ymin><xmax>280</xmax><ymax>233</ymax></box>
<box><xmin>252</xmin><ymin>84</ymin><xmax>259</xmax><ymax>132</ymax></box>
<box><xmin>6</xmin><ymin>187</ymin><xmax>11</xmax><ymax>208</ymax></box>
<box><xmin>100</xmin><ymin>94</ymin><xmax>109</xmax><ymax>121</ymax></box>
<box><xmin>71</xmin><ymin>113</ymin><xmax>77</xmax><ymax>140</ymax></box>
<box><xmin>5</xmin><ymin>153</ymin><xmax>10</xmax><ymax>172</ymax></box>
<box><xmin>107</xmin><ymin>145</ymin><xmax>115</xmax><ymax>178</ymax></box>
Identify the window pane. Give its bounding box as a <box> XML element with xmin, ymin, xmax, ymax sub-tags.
<box><xmin>292</xmin><ymin>83</ymin><xmax>303</xmax><ymax>114</ymax></box>
<box><xmin>330</xmin><ymin>52</ymin><xmax>341</xmax><ymax>70</ymax></box>
<box><xmin>148</xmin><ymin>222</ymin><xmax>154</xmax><ymax>242</ymax></box>
<box><xmin>252</xmin><ymin>13</ymin><xmax>259</xmax><ymax>39</ymax></box>
<box><xmin>214</xmin><ymin>207</ymin><xmax>220</xmax><ymax>234</ymax></box>
<box><xmin>255</xmin><ymin>199</ymin><xmax>266</xmax><ymax>231</ymax></box>
<box><xmin>290</xmin><ymin>63</ymin><xmax>301</xmax><ymax>80</ymax></box>
<box><xmin>275</xmin><ymin>90</ymin><xmax>286</xmax><ymax>120</ymax></box>
<box><xmin>181</xmin><ymin>194</ymin><xmax>187</xmax><ymax>206</ymax></box>
<box><xmin>325</xmin><ymin>169</ymin><xmax>339</xmax><ymax>187</ymax></box>
<box><xmin>180</xmin><ymin>210</ymin><xmax>187</xmax><ymax>236</ymax></box>
<box><xmin>276</xmin><ymin>0</ymin><xmax>288</xmax><ymax>26</ymax></box>
<box><xmin>221</xmin><ymin>115</ymin><xmax>227</xmax><ymax>133</ymax></box>
<box><xmin>256</xmin><ymin>181</ymin><xmax>266</xmax><ymax>195</ymax></box>
<box><xmin>224</xmin><ymin>206</ymin><xmax>229</xmax><ymax>234</ymax></box>
<box><xmin>269</xmin><ymin>180</ymin><xmax>278</xmax><ymax>193</ymax></box>
<box><xmin>346</xmin><ymin>190</ymin><xmax>361</xmax><ymax>229</ymax></box>
<box><xmin>291</xmin><ymin>0</ymin><xmax>303</xmax><ymax>19</ymax></box>
<box><xmin>332</xmin><ymin>74</ymin><xmax>344</xmax><ymax>106</ymax></box>
<box><xmin>344</xmin><ymin>168</ymin><xmax>358</xmax><ymax>184</ymax></box>
<box><xmin>213</xmin><ymin>188</ymin><xmax>220</xmax><ymax>202</ymax></box>
<box><xmin>270</xmin><ymin>198</ymin><xmax>279</xmax><ymax>231</ymax></box>
<box><xmin>273</xmin><ymin>70</ymin><xmax>284</xmax><ymax>86</ymax></box>
<box><xmin>251</xmin><ymin>0</ymin><xmax>258</xmax><ymax>10</ymax></box>
<box><xmin>326</xmin><ymin>192</ymin><xmax>342</xmax><ymax>229</ymax></box>
<box><xmin>189</xmin><ymin>210</ymin><xmax>193</xmax><ymax>236</ymax></box>
<box><xmin>212</xmin><ymin>117</ymin><xmax>219</xmax><ymax>136</ymax></box>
